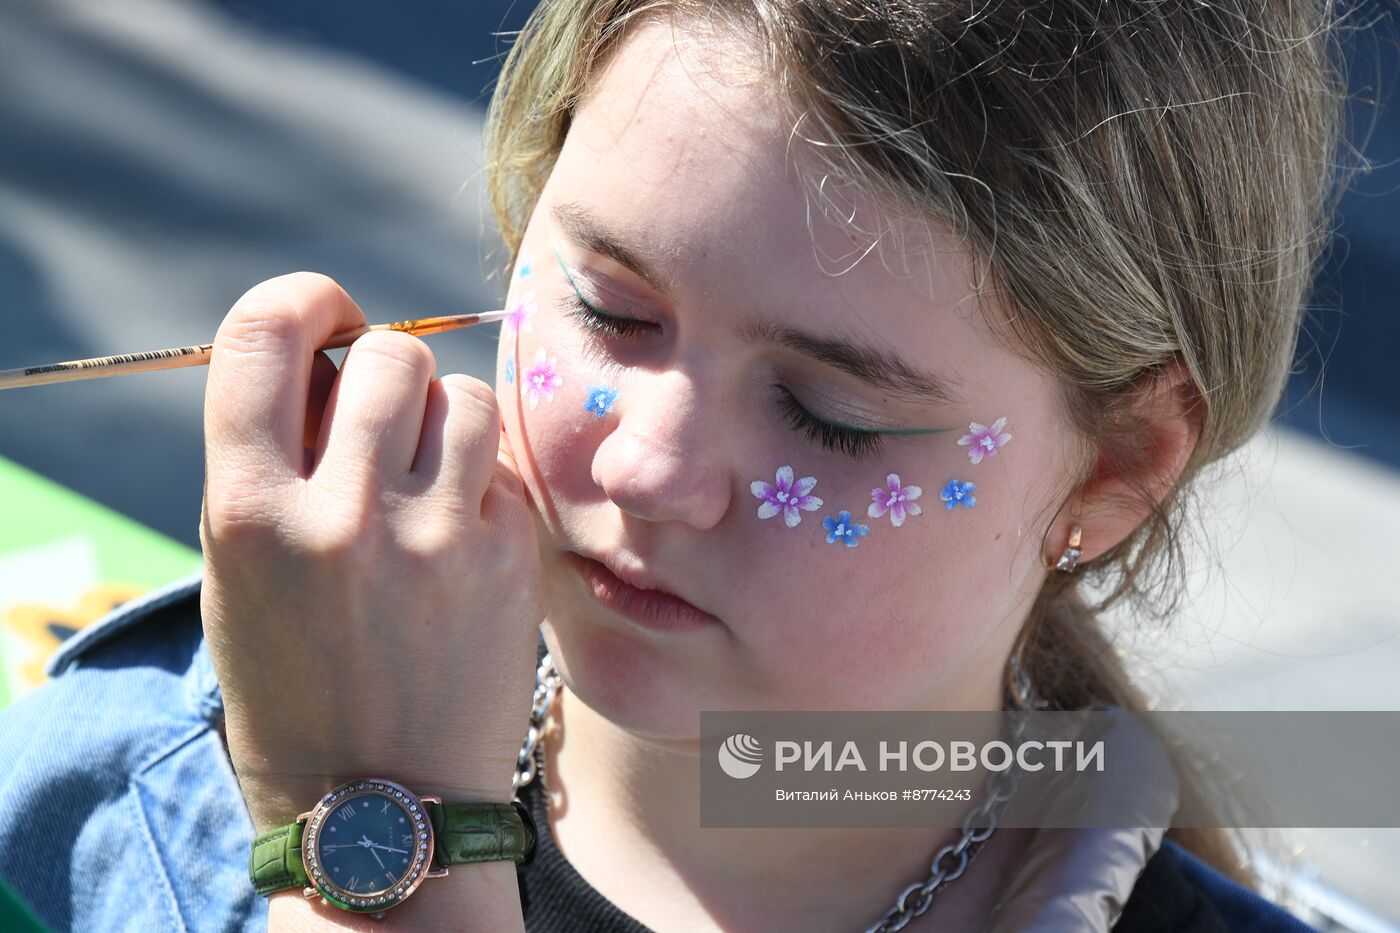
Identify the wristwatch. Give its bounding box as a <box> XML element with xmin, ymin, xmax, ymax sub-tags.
<box><xmin>248</xmin><ymin>778</ymin><xmax>536</xmax><ymax>919</ymax></box>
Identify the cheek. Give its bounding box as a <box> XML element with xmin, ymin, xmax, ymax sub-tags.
<box><xmin>740</xmin><ymin>422</ymin><xmax>1034</xmax><ymax>697</ymax></box>
<box><xmin>498</xmin><ymin>304</ymin><xmax>621</xmax><ymax>506</ymax></box>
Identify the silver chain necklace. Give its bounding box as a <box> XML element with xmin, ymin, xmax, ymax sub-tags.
<box><xmin>511</xmin><ymin>651</ymin><xmax>1038</xmax><ymax>933</ymax></box>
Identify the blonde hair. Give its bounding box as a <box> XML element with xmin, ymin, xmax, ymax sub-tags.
<box><xmin>483</xmin><ymin>0</ymin><xmax>1355</xmax><ymax>889</ymax></box>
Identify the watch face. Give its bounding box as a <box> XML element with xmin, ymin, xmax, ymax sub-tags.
<box><xmin>303</xmin><ymin>779</ymin><xmax>434</xmax><ymax>912</ymax></box>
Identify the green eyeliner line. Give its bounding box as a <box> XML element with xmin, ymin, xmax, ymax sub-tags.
<box><xmin>550</xmin><ymin>240</ymin><xmax>952</xmax><ymax>438</ymax></box>
<box><xmin>552</xmin><ymin>242</ymin><xmax>596</xmax><ymax>309</ymax></box>
<box><xmin>843</xmin><ymin>424</ymin><xmax>954</xmax><ymax>436</ymax></box>
<box><xmin>554</xmin><ymin>241</ymin><xmax>635</xmax><ymax>326</ymax></box>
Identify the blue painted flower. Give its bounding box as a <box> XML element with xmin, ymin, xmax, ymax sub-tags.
<box><xmin>505</xmin><ymin>356</ymin><xmax>515</xmax><ymax>385</ymax></box>
<box><xmin>939</xmin><ymin>479</ymin><xmax>977</xmax><ymax>510</ymax></box>
<box><xmin>516</xmin><ymin>255</ymin><xmax>532</xmax><ymax>280</ymax></box>
<box><xmin>823</xmin><ymin>510</ymin><xmax>871</xmax><ymax>547</ymax></box>
<box><xmin>583</xmin><ymin>384</ymin><xmax>619</xmax><ymax>418</ymax></box>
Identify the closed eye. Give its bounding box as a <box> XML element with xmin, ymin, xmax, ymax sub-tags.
<box><xmin>555</xmin><ymin>290</ymin><xmax>889</xmax><ymax>461</ymax></box>
<box><xmin>772</xmin><ymin>384</ymin><xmax>886</xmax><ymax>460</ymax></box>
<box><xmin>558</xmin><ymin>291</ymin><xmax>654</xmax><ymax>339</ymax></box>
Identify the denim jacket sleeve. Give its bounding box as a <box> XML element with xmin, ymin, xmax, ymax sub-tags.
<box><xmin>0</xmin><ymin>569</ymin><xmax>265</xmax><ymax>933</ymax></box>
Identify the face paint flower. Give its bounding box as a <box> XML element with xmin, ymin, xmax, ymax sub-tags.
<box><xmin>868</xmin><ymin>473</ymin><xmax>923</xmax><ymax>527</ymax></box>
<box><xmin>522</xmin><ymin>347</ymin><xmax>563</xmax><ymax>410</ymax></box>
<box><xmin>503</xmin><ymin>291</ymin><xmax>538</xmax><ymax>339</ymax></box>
<box><xmin>956</xmin><ymin>417</ymin><xmax>1012</xmax><ymax>464</ymax></box>
<box><xmin>823</xmin><ymin>510</ymin><xmax>871</xmax><ymax>548</ymax></box>
<box><xmin>583</xmin><ymin>384</ymin><xmax>619</xmax><ymax>418</ymax></box>
<box><xmin>504</xmin><ymin>356</ymin><xmax>515</xmax><ymax>385</ymax></box>
<box><xmin>750</xmin><ymin>465</ymin><xmax>824</xmax><ymax>527</ymax></box>
<box><xmin>516</xmin><ymin>255</ymin><xmax>532</xmax><ymax>280</ymax></box>
<box><xmin>939</xmin><ymin>479</ymin><xmax>977</xmax><ymax>510</ymax></box>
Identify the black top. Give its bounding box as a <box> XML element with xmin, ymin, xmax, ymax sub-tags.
<box><xmin>516</xmin><ymin>750</ymin><xmax>654</xmax><ymax>933</ymax></box>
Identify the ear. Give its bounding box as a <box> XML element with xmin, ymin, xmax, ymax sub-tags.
<box><xmin>1046</xmin><ymin>357</ymin><xmax>1203</xmax><ymax>567</ymax></box>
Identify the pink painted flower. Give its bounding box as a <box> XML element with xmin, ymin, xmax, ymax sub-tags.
<box><xmin>957</xmin><ymin>417</ymin><xmax>1012</xmax><ymax>464</ymax></box>
<box><xmin>503</xmin><ymin>291</ymin><xmax>538</xmax><ymax>338</ymax></box>
<box><xmin>522</xmin><ymin>346</ymin><xmax>563</xmax><ymax>409</ymax></box>
<box><xmin>750</xmin><ymin>465</ymin><xmax>823</xmax><ymax>527</ymax></box>
<box><xmin>868</xmin><ymin>473</ymin><xmax>923</xmax><ymax>527</ymax></box>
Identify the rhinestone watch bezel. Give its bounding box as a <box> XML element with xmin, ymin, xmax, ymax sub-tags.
<box><xmin>299</xmin><ymin>778</ymin><xmax>436</xmax><ymax>915</ymax></box>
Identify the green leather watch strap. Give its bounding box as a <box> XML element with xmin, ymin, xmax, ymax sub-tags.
<box><xmin>249</xmin><ymin>797</ymin><xmax>537</xmax><ymax>898</ymax></box>
<box><xmin>249</xmin><ymin>821</ymin><xmax>308</xmax><ymax>896</ymax></box>
<box><xmin>428</xmin><ymin>798</ymin><xmax>537</xmax><ymax>870</ymax></box>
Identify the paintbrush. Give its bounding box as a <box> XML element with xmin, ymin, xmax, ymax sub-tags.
<box><xmin>0</xmin><ymin>309</ymin><xmax>511</xmax><ymax>390</ymax></box>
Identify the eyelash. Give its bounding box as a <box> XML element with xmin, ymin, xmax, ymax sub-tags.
<box><xmin>556</xmin><ymin>291</ymin><xmax>888</xmax><ymax>460</ymax></box>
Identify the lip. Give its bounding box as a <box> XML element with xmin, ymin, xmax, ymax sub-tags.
<box><xmin>565</xmin><ymin>550</ymin><xmax>722</xmax><ymax>632</ymax></box>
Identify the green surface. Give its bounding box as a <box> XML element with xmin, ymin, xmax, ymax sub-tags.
<box><xmin>0</xmin><ymin>455</ymin><xmax>201</xmax><ymax>710</ymax></box>
<box><xmin>0</xmin><ymin>456</ymin><xmax>198</xmax><ymax>584</ymax></box>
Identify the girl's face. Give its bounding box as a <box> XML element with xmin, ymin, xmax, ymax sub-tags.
<box><xmin>497</xmin><ymin>19</ymin><xmax>1081</xmax><ymax>735</ymax></box>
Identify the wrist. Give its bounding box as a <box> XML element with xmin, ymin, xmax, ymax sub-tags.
<box><xmin>250</xmin><ymin>777</ymin><xmax>533</xmax><ymax>925</ymax></box>
<box><xmin>237</xmin><ymin>771</ymin><xmax>515</xmax><ymax>836</ymax></box>
<box><xmin>269</xmin><ymin>858</ymin><xmax>524</xmax><ymax>932</ymax></box>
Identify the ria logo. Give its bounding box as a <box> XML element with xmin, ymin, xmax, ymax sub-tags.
<box><xmin>717</xmin><ymin>733</ymin><xmax>763</xmax><ymax>779</ymax></box>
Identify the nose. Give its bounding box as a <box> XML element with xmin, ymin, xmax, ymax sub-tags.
<box><xmin>590</xmin><ymin>370</ymin><xmax>731</xmax><ymax>529</ymax></box>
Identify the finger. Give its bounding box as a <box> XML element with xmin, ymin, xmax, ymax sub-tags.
<box><xmin>303</xmin><ymin>350</ymin><xmax>339</xmax><ymax>453</ymax></box>
<box><xmin>429</xmin><ymin>373</ymin><xmax>504</xmax><ymax>514</ymax></box>
<box><xmin>315</xmin><ymin>329</ymin><xmax>436</xmax><ymax>483</ymax></box>
<box><xmin>205</xmin><ymin>272</ymin><xmax>367</xmax><ymax>483</ymax></box>
<box><xmin>482</xmin><ymin>406</ymin><xmax>536</xmax><ymax>533</ymax></box>
<box><xmin>410</xmin><ymin>377</ymin><xmax>450</xmax><ymax>484</ymax></box>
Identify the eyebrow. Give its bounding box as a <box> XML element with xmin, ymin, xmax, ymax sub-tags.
<box><xmin>549</xmin><ymin>200</ymin><xmax>963</xmax><ymax>406</ymax></box>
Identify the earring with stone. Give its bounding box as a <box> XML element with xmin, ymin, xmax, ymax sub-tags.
<box><xmin>1047</xmin><ymin>523</ymin><xmax>1083</xmax><ymax>573</ymax></box>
